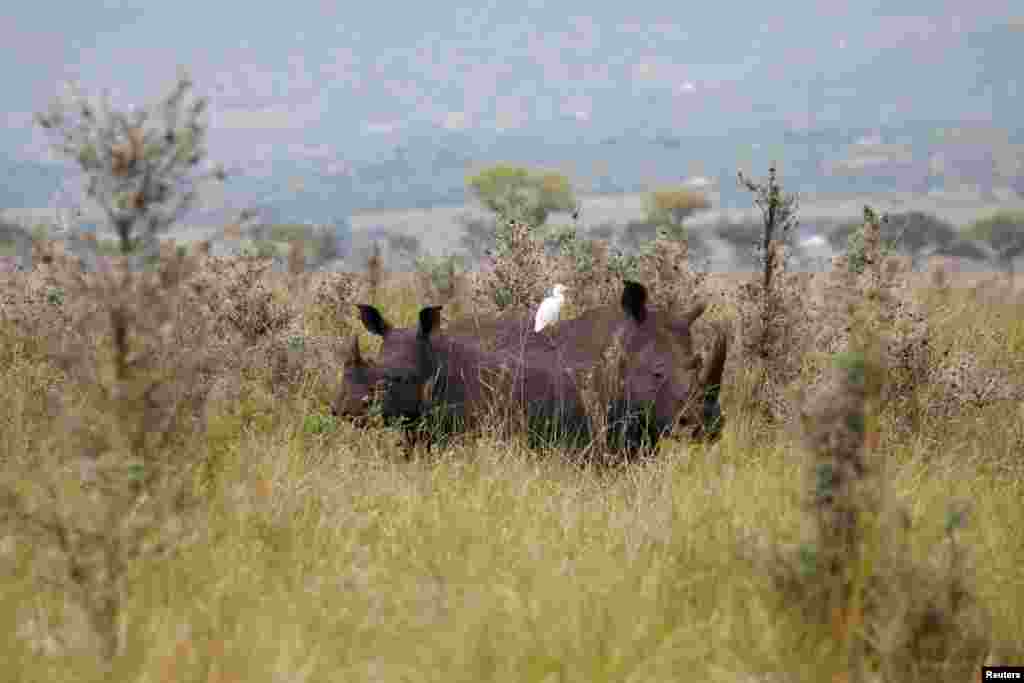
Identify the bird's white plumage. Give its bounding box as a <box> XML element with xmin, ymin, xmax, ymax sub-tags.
<box><xmin>534</xmin><ymin>284</ymin><xmax>567</xmax><ymax>332</ymax></box>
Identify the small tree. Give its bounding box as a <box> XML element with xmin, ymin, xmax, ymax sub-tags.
<box><xmin>644</xmin><ymin>187</ymin><xmax>711</xmax><ymax>241</ymax></box>
<box><xmin>642</xmin><ymin>187</ymin><xmax>713</xmax><ymax>264</ymax></box>
<box><xmin>738</xmin><ymin>164</ymin><xmax>800</xmax><ymax>358</ymax></box>
<box><xmin>729</xmin><ymin>164</ymin><xmax>809</xmax><ymax>422</ymax></box>
<box><xmin>2</xmin><ymin>69</ymin><xmax>228</xmax><ymax>666</ymax></box>
<box><xmin>473</xmin><ymin>218</ymin><xmax>548</xmax><ymax>312</ymax></box>
<box><xmin>466</xmin><ymin>164</ymin><xmax>576</xmax><ymax>228</ymax></box>
<box><xmin>965</xmin><ymin>209</ymin><xmax>1024</xmax><ymax>283</ymax></box>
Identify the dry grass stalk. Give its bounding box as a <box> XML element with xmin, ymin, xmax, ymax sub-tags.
<box><xmin>577</xmin><ymin>330</ymin><xmax>626</xmax><ymax>466</ymax></box>
<box><xmin>364</xmin><ymin>241</ymin><xmax>384</xmax><ymax>306</ymax></box>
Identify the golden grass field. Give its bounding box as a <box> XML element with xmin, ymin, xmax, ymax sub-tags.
<box><xmin>1</xmin><ymin>252</ymin><xmax>1023</xmax><ymax>682</ymax></box>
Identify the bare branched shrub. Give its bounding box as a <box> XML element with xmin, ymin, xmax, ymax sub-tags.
<box><xmin>634</xmin><ymin>229</ymin><xmax>709</xmax><ymax>311</ymax></box>
<box><xmin>308</xmin><ymin>271</ymin><xmax>358</xmax><ymax>337</ymax></box>
<box><xmin>545</xmin><ymin>224</ymin><xmax>629</xmax><ymax>312</ymax></box>
<box><xmin>195</xmin><ymin>256</ymin><xmax>294</xmax><ymax>345</ymax></box>
<box><xmin>0</xmin><ymin>70</ymin><xmax>230</xmax><ymax>665</ymax></box>
<box><xmin>728</xmin><ymin>165</ymin><xmax>811</xmax><ymax>421</ymax></box>
<box><xmin>360</xmin><ymin>241</ymin><xmax>385</xmax><ymax>307</ymax></box>
<box><xmin>471</xmin><ymin>218</ymin><xmax>548</xmax><ymax>314</ymax></box>
<box><xmin>814</xmin><ymin>209</ymin><xmax>934</xmax><ymax>437</ymax></box>
<box><xmin>467</xmin><ymin>215</ymin><xmax>693</xmax><ymax>319</ymax></box>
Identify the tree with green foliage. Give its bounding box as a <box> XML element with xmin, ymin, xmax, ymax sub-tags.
<box><xmin>466</xmin><ymin>164</ymin><xmax>576</xmax><ymax>227</ymax></box>
<box><xmin>637</xmin><ymin>186</ymin><xmax>713</xmax><ymax>264</ymax></box>
<box><xmin>964</xmin><ymin>209</ymin><xmax>1024</xmax><ymax>282</ymax></box>
<box><xmin>644</xmin><ymin>187</ymin><xmax>711</xmax><ymax>241</ymax></box>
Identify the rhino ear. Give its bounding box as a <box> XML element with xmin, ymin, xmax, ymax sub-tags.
<box><xmin>681</xmin><ymin>301</ymin><xmax>707</xmax><ymax>326</ymax></box>
<box><xmin>621</xmin><ymin>280</ymin><xmax>648</xmax><ymax>324</ymax></box>
<box><xmin>357</xmin><ymin>304</ymin><xmax>391</xmax><ymax>337</ymax></box>
<box><xmin>418</xmin><ymin>306</ymin><xmax>443</xmax><ymax>338</ymax></box>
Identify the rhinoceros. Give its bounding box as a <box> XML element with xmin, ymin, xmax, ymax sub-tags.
<box><xmin>340</xmin><ymin>305</ymin><xmax>592</xmax><ymax>451</ymax></box>
<box><xmin>507</xmin><ymin>280</ymin><xmax>726</xmax><ymax>450</ymax></box>
<box><xmin>337</xmin><ymin>281</ymin><xmax>727</xmax><ymax>454</ymax></box>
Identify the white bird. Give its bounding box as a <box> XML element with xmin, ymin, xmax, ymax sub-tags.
<box><xmin>534</xmin><ymin>284</ymin><xmax>567</xmax><ymax>333</ymax></box>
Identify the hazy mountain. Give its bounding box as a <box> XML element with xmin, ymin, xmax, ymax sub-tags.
<box><xmin>4</xmin><ymin>120</ymin><xmax>1022</xmax><ymax>228</ymax></box>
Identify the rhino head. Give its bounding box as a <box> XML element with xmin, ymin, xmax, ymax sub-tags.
<box><xmin>332</xmin><ymin>336</ymin><xmax>387</xmax><ymax>420</ymax></box>
<box><xmin>605</xmin><ymin>281</ymin><xmax>725</xmax><ymax>451</ymax></box>
<box><xmin>350</xmin><ymin>303</ymin><xmax>448</xmax><ymax>426</ymax></box>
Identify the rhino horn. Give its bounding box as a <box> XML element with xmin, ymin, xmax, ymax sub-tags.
<box><xmin>357</xmin><ymin>304</ymin><xmax>392</xmax><ymax>337</ymax></box>
<box><xmin>621</xmin><ymin>280</ymin><xmax>648</xmax><ymax>324</ymax></box>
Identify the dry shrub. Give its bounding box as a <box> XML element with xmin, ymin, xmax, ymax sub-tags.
<box><xmin>724</xmin><ymin>166</ymin><xmax>812</xmax><ymax>423</ymax></box>
<box><xmin>308</xmin><ymin>270</ymin><xmax>358</xmax><ymax>337</ymax></box>
<box><xmin>414</xmin><ymin>254</ymin><xmax>471</xmax><ymax>320</ymax></box>
<box><xmin>726</xmin><ymin>202</ymin><xmax>983</xmax><ymax>435</ymax></box>
<box><xmin>0</xmin><ymin>70</ymin><xmax>243</xmax><ymax>665</ymax></box>
<box><xmin>190</xmin><ymin>260</ymin><xmax>352</xmax><ymax>404</ymax></box>
<box><xmin>836</xmin><ymin>209</ymin><xmax>1020</xmax><ymax>439</ymax></box>
<box><xmin>468</xmin><ymin>216</ymin><xmax>707</xmax><ymax>321</ymax></box>
<box><xmin>729</xmin><ymin>240</ymin><xmax>813</xmax><ymax>422</ymax></box>
<box><xmin>0</xmin><ymin>243</ymin><xmax>225</xmax><ymax>662</ymax></box>
<box><xmin>194</xmin><ymin>256</ymin><xmax>295</xmax><ymax>345</ymax></box>
<box><xmin>809</xmin><ymin>237</ymin><xmax>930</xmax><ymax>437</ymax></box>
<box><xmin>753</xmin><ymin>344</ymin><xmax>991</xmax><ymax>681</ymax></box>
<box><xmin>555</xmin><ymin>236</ymin><xmax>629</xmax><ymax>312</ymax></box>
<box><xmin>634</xmin><ymin>231</ymin><xmax>709</xmax><ymax>311</ymax></box>
<box><xmin>470</xmin><ymin>218</ymin><xmax>549</xmax><ymax>315</ymax></box>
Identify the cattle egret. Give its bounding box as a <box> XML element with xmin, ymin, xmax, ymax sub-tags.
<box><xmin>534</xmin><ymin>284</ymin><xmax>567</xmax><ymax>332</ymax></box>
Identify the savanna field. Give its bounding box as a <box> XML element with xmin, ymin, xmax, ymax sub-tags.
<box><xmin>1</xmin><ymin>74</ymin><xmax>1023</xmax><ymax>683</ymax></box>
<box><xmin>2</xmin><ymin>236</ymin><xmax>1023</xmax><ymax>682</ymax></box>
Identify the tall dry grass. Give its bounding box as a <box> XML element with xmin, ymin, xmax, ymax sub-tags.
<box><xmin>2</xmin><ymin>231</ymin><xmax>1022</xmax><ymax>681</ymax></box>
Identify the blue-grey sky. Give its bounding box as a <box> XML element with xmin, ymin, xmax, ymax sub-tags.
<box><xmin>4</xmin><ymin>1</ymin><xmax>1021</xmax><ymax>198</ymax></box>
